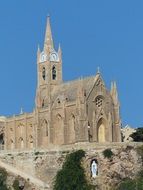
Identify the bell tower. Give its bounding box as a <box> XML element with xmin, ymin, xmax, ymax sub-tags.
<box><xmin>35</xmin><ymin>16</ymin><xmax>62</xmax><ymax>109</ymax></box>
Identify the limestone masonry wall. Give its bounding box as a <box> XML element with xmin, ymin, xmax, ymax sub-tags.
<box><xmin>0</xmin><ymin>142</ymin><xmax>142</xmax><ymax>189</ymax></box>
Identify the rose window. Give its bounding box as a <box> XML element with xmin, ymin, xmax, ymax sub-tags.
<box><xmin>95</xmin><ymin>97</ymin><xmax>103</xmax><ymax>108</ymax></box>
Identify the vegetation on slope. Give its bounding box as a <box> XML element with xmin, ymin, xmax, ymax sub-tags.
<box><xmin>103</xmin><ymin>148</ymin><xmax>114</xmax><ymax>159</ymax></box>
<box><xmin>117</xmin><ymin>145</ymin><xmax>143</xmax><ymax>190</ymax></box>
<box><xmin>13</xmin><ymin>178</ymin><xmax>20</xmax><ymax>190</ymax></box>
<box><xmin>0</xmin><ymin>167</ymin><xmax>8</xmax><ymax>190</ymax></box>
<box><xmin>53</xmin><ymin>150</ymin><xmax>95</xmax><ymax>190</ymax></box>
<box><xmin>130</xmin><ymin>128</ymin><xmax>143</xmax><ymax>142</ymax></box>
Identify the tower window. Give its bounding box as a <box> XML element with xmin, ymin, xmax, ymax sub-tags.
<box><xmin>42</xmin><ymin>67</ymin><xmax>46</xmax><ymax>80</ymax></box>
<box><xmin>52</xmin><ymin>66</ymin><xmax>57</xmax><ymax>80</ymax></box>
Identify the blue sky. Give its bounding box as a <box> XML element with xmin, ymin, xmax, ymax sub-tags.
<box><xmin>0</xmin><ymin>0</ymin><xmax>143</xmax><ymax>128</ymax></box>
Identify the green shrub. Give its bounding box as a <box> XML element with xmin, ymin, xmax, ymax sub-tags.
<box><xmin>53</xmin><ymin>150</ymin><xmax>95</xmax><ymax>190</ymax></box>
<box><xmin>135</xmin><ymin>177</ymin><xmax>143</xmax><ymax>190</ymax></box>
<box><xmin>0</xmin><ymin>168</ymin><xmax>8</xmax><ymax>190</ymax></box>
<box><xmin>117</xmin><ymin>177</ymin><xmax>143</xmax><ymax>190</ymax></box>
<box><xmin>117</xmin><ymin>178</ymin><xmax>136</xmax><ymax>190</ymax></box>
<box><xmin>34</xmin><ymin>151</ymin><xmax>40</xmax><ymax>156</ymax></box>
<box><xmin>13</xmin><ymin>178</ymin><xmax>19</xmax><ymax>190</ymax></box>
<box><xmin>103</xmin><ymin>149</ymin><xmax>114</xmax><ymax>159</ymax></box>
<box><xmin>137</xmin><ymin>170</ymin><xmax>143</xmax><ymax>178</ymax></box>
<box><xmin>136</xmin><ymin>145</ymin><xmax>143</xmax><ymax>161</ymax></box>
<box><xmin>130</xmin><ymin>128</ymin><xmax>143</xmax><ymax>142</ymax></box>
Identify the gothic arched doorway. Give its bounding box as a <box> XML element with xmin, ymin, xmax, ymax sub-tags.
<box><xmin>97</xmin><ymin>119</ymin><xmax>106</xmax><ymax>143</ymax></box>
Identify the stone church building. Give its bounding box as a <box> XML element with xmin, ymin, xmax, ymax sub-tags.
<box><xmin>1</xmin><ymin>17</ymin><xmax>121</xmax><ymax>150</ymax></box>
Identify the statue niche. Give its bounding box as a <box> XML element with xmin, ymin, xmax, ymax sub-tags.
<box><xmin>91</xmin><ymin>159</ymin><xmax>98</xmax><ymax>178</ymax></box>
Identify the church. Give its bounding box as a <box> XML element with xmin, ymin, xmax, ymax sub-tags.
<box><xmin>1</xmin><ymin>17</ymin><xmax>121</xmax><ymax>150</ymax></box>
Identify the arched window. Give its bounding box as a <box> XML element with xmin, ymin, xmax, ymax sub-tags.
<box><xmin>42</xmin><ymin>67</ymin><xmax>46</xmax><ymax>80</ymax></box>
<box><xmin>10</xmin><ymin>139</ymin><xmax>14</xmax><ymax>150</ymax></box>
<box><xmin>42</xmin><ymin>99</ymin><xmax>45</xmax><ymax>108</ymax></box>
<box><xmin>68</xmin><ymin>114</ymin><xmax>76</xmax><ymax>143</ymax></box>
<box><xmin>0</xmin><ymin>134</ymin><xmax>4</xmax><ymax>145</ymax></box>
<box><xmin>19</xmin><ymin>137</ymin><xmax>24</xmax><ymax>149</ymax></box>
<box><xmin>17</xmin><ymin>123</ymin><xmax>24</xmax><ymax>136</ymax></box>
<box><xmin>44</xmin><ymin>120</ymin><xmax>48</xmax><ymax>137</ymax></box>
<box><xmin>52</xmin><ymin>66</ymin><xmax>57</xmax><ymax>80</ymax></box>
<box><xmin>88</xmin><ymin>122</ymin><xmax>92</xmax><ymax>142</ymax></box>
<box><xmin>29</xmin><ymin>135</ymin><xmax>34</xmax><ymax>149</ymax></box>
<box><xmin>41</xmin><ymin>119</ymin><xmax>48</xmax><ymax>137</ymax></box>
<box><xmin>95</xmin><ymin>96</ymin><xmax>104</xmax><ymax>108</ymax></box>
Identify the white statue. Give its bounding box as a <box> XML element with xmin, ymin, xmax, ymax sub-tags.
<box><xmin>91</xmin><ymin>160</ymin><xmax>98</xmax><ymax>178</ymax></box>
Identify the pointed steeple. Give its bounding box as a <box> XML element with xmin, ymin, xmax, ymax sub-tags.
<box><xmin>110</xmin><ymin>81</ymin><xmax>114</xmax><ymax>97</ymax></box>
<box><xmin>111</xmin><ymin>81</ymin><xmax>119</xmax><ymax>106</ymax></box>
<box><xmin>97</xmin><ymin>66</ymin><xmax>100</xmax><ymax>75</ymax></box>
<box><xmin>37</xmin><ymin>44</ymin><xmax>41</xmax><ymax>63</ymax></box>
<box><xmin>113</xmin><ymin>81</ymin><xmax>119</xmax><ymax>105</ymax></box>
<box><xmin>20</xmin><ymin>107</ymin><xmax>23</xmax><ymax>115</ymax></box>
<box><xmin>58</xmin><ymin>43</ymin><xmax>62</xmax><ymax>61</ymax></box>
<box><xmin>44</xmin><ymin>16</ymin><xmax>54</xmax><ymax>52</ymax></box>
<box><xmin>37</xmin><ymin>44</ymin><xmax>41</xmax><ymax>55</ymax></box>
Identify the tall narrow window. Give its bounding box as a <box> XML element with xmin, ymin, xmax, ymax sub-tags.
<box><xmin>42</xmin><ymin>99</ymin><xmax>45</xmax><ymax>108</ymax></box>
<box><xmin>42</xmin><ymin>67</ymin><xmax>46</xmax><ymax>80</ymax></box>
<box><xmin>52</xmin><ymin>66</ymin><xmax>57</xmax><ymax>80</ymax></box>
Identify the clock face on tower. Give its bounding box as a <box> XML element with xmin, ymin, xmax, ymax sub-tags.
<box><xmin>40</xmin><ymin>52</ymin><xmax>47</xmax><ymax>63</ymax></box>
<box><xmin>50</xmin><ymin>51</ymin><xmax>59</xmax><ymax>62</ymax></box>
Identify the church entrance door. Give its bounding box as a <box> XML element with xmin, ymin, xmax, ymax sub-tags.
<box><xmin>97</xmin><ymin>120</ymin><xmax>106</xmax><ymax>142</ymax></box>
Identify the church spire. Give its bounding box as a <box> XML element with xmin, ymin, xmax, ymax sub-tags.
<box><xmin>97</xmin><ymin>66</ymin><xmax>100</xmax><ymax>75</ymax></box>
<box><xmin>44</xmin><ymin>16</ymin><xmax>54</xmax><ymax>52</ymax></box>
<box><xmin>37</xmin><ymin>44</ymin><xmax>40</xmax><ymax>55</ymax></box>
<box><xmin>58</xmin><ymin>43</ymin><xmax>62</xmax><ymax>61</ymax></box>
<box><xmin>111</xmin><ymin>81</ymin><xmax>119</xmax><ymax>106</ymax></box>
<box><xmin>110</xmin><ymin>82</ymin><xmax>114</xmax><ymax>97</ymax></box>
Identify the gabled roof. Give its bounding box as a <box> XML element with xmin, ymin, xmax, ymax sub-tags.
<box><xmin>51</xmin><ymin>74</ymin><xmax>102</xmax><ymax>103</ymax></box>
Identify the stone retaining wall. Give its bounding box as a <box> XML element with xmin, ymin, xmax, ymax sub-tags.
<box><xmin>0</xmin><ymin>142</ymin><xmax>142</xmax><ymax>189</ymax></box>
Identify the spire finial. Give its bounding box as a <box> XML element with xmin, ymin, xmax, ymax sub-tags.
<box><xmin>97</xmin><ymin>66</ymin><xmax>100</xmax><ymax>74</ymax></box>
<box><xmin>58</xmin><ymin>43</ymin><xmax>62</xmax><ymax>60</ymax></box>
<box><xmin>58</xmin><ymin>43</ymin><xmax>61</xmax><ymax>53</ymax></box>
<box><xmin>37</xmin><ymin>44</ymin><xmax>40</xmax><ymax>53</ymax></box>
<box><xmin>20</xmin><ymin>107</ymin><xmax>23</xmax><ymax>115</ymax></box>
<box><xmin>111</xmin><ymin>81</ymin><xmax>119</xmax><ymax>106</ymax></box>
<box><xmin>44</xmin><ymin>15</ymin><xmax>54</xmax><ymax>52</ymax></box>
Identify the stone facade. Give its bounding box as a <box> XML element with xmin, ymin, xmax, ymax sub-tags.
<box><xmin>1</xmin><ymin>17</ymin><xmax>121</xmax><ymax>151</ymax></box>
